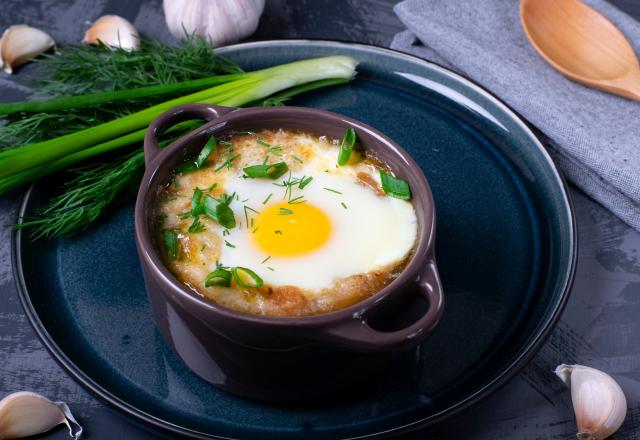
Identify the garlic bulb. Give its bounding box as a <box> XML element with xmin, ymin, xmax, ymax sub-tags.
<box><xmin>82</xmin><ymin>15</ymin><xmax>139</xmax><ymax>51</ymax></box>
<box><xmin>555</xmin><ymin>364</ymin><xmax>627</xmax><ymax>440</ymax></box>
<box><xmin>0</xmin><ymin>25</ymin><xmax>55</xmax><ymax>74</ymax></box>
<box><xmin>163</xmin><ymin>0</ymin><xmax>265</xmax><ymax>47</ymax></box>
<box><xmin>0</xmin><ymin>391</ymin><xmax>82</xmax><ymax>439</ymax></box>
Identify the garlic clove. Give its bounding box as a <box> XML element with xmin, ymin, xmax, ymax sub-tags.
<box><xmin>163</xmin><ymin>0</ymin><xmax>265</xmax><ymax>47</ymax></box>
<box><xmin>82</xmin><ymin>15</ymin><xmax>139</xmax><ymax>51</ymax></box>
<box><xmin>0</xmin><ymin>391</ymin><xmax>83</xmax><ymax>439</ymax></box>
<box><xmin>0</xmin><ymin>25</ymin><xmax>55</xmax><ymax>74</ymax></box>
<box><xmin>555</xmin><ymin>364</ymin><xmax>627</xmax><ymax>440</ymax></box>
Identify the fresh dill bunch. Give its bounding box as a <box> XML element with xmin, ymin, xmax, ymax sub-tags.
<box><xmin>0</xmin><ymin>35</ymin><xmax>242</xmax><ymax>149</ymax></box>
<box><xmin>16</xmin><ymin>149</ymin><xmax>146</xmax><ymax>240</ymax></box>
<box><xmin>34</xmin><ymin>35</ymin><xmax>242</xmax><ymax>96</ymax></box>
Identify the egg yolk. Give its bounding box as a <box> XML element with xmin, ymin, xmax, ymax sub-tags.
<box><xmin>252</xmin><ymin>201</ymin><xmax>331</xmax><ymax>256</ymax></box>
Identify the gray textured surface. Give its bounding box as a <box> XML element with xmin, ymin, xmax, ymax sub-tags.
<box><xmin>390</xmin><ymin>0</ymin><xmax>640</xmax><ymax>231</ymax></box>
<box><xmin>0</xmin><ymin>1</ymin><xmax>639</xmax><ymax>439</ymax></box>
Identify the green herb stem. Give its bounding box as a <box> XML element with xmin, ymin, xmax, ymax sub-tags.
<box><xmin>0</xmin><ymin>73</ymin><xmax>247</xmax><ymax>116</ymax></box>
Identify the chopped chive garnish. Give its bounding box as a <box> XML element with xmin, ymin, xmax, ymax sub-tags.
<box><xmin>188</xmin><ymin>217</ymin><xmax>206</xmax><ymax>233</ymax></box>
<box><xmin>341</xmin><ymin>202</ymin><xmax>348</xmax><ymax>209</ymax></box>
<box><xmin>162</xmin><ymin>230</ymin><xmax>180</xmax><ymax>259</ymax></box>
<box><xmin>201</xmin><ymin>244</ymin><xmax>207</xmax><ymax>251</ymax></box>
<box><xmin>243</xmin><ymin>162</ymin><xmax>289</xmax><ymax>179</ymax></box>
<box><xmin>203</xmin><ymin>194</ymin><xmax>236</xmax><ymax>229</ymax></box>
<box><xmin>205</xmin><ymin>268</ymin><xmax>232</xmax><ymax>287</ymax></box>
<box><xmin>299</xmin><ymin>176</ymin><xmax>313</xmax><ymax>189</ymax></box>
<box><xmin>196</xmin><ymin>137</ymin><xmax>217</xmax><ymax>168</ymax></box>
<box><xmin>292</xmin><ymin>155</ymin><xmax>304</xmax><ymax>163</ymax></box>
<box><xmin>288</xmin><ymin>196</ymin><xmax>305</xmax><ymax>204</ymax></box>
<box><xmin>380</xmin><ymin>170</ymin><xmax>411</xmax><ymax>200</ymax></box>
<box><xmin>173</xmin><ymin>176</ymin><xmax>180</xmax><ymax>188</ymax></box>
<box><xmin>275</xmin><ymin>230</ymin><xmax>283</xmax><ymax>235</ymax></box>
<box><xmin>278</xmin><ymin>208</ymin><xmax>293</xmax><ymax>215</ymax></box>
<box><xmin>252</xmin><ymin>227</ymin><xmax>258</xmax><ymax>234</ymax></box>
<box><xmin>243</xmin><ymin>205</ymin><xmax>258</xmax><ymax>226</ymax></box>
<box><xmin>225</xmin><ymin>240</ymin><xmax>236</xmax><ymax>248</ymax></box>
<box><xmin>222</xmin><ymin>229</ymin><xmax>230</xmax><ymax>236</ymax></box>
<box><xmin>250</xmin><ymin>218</ymin><xmax>254</xmax><ymax>228</ymax></box>
<box><xmin>219</xmin><ymin>140</ymin><xmax>233</xmax><ymax>147</ymax></box>
<box><xmin>215</xmin><ymin>153</ymin><xmax>240</xmax><ymax>172</ymax></box>
<box><xmin>257</xmin><ymin>139</ymin><xmax>270</xmax><ymax>147</ymax></box>
<box><xmin>323</xmin><ymin>187</ymin><xmax>342</xmax><ymax>194</ymax></box>
<box><xmin>261</xmin><ymin>256</ymin><xmax>271</xmax><ymax>264</ymax></box>
<box><xmin>267</xmin><ymin>267</ymin><xmax>275</xmax><ymax>271</ymax></box>
<box><xmin>262</xmin><ymin>193</ymin><xmax>273</xmax><ymax>204</ymax></box>
<box><xmin>178</xmin><ymin>211</ymin><xmax>192</xmax><ymax>220</ymax></box>
<box><xmin>203</xmin><ymin>182</ymin><xmax>217</xmax><ymax>192</ymax></box>
<box><xmin>337</xmin><ymin>127</ymin><xmax>357</xmax><ymax>166</ymax></box>
<box><xmin>231</xmin><ymin>267</ymin><xmax>264</xmax><ymax>288</ymax></box>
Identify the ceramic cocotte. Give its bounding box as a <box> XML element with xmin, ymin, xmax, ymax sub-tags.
<box><xmin>134</xmin><ymin>103</ymin><xmax>444</xmax><ymax>401</ymax></box>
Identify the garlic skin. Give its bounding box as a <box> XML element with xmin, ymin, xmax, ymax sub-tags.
<box><xmin>82</xmin><ymin>15</ymin><xmax>139</xmax><ymax>51</ymax></box>
<box><xmin>555</xmin><ymin>364</ymin><xmax>627</xmax><ymax>440</ymax></box>
<box><xmin>163</xmin><ymin>0</ymin><xmax>265</xmax><ymax>47</ymax></box>
<box><xmin>0</xmin><ymin>25</ymin><xmax>55</xmax><ymax>74</ymax></box>
<box><xmin>0</xmin><ymin>391</ymin><xmax>83</xmax><ymax>439</ymax></box>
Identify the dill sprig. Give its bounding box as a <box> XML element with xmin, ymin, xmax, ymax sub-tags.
<box><xmin>34</xmin><ymin>35</ymin><xmax>242</xmax><ymax>96</ymax></box>
<box><xmin>15</xmin><ymin>149</ymin><xmax>145</xmax><ymax>240</ymax></box>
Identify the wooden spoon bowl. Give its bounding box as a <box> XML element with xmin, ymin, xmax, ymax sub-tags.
<box><xmin>521</xmin><ymin>0</ymin><xmax>640</xmax><ymax>100</ymax></box>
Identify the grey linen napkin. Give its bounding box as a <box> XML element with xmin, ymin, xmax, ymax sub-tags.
<box><xmin>391</xmin><ymin>0</ymin><xmax>640</xmax><ymax>231</ymax></box>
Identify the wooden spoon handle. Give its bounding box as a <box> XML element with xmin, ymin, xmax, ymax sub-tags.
<box><xmin>607</xmin><ymin>69</ymin><xmax>640</xmax><ymax>101</ymax></box>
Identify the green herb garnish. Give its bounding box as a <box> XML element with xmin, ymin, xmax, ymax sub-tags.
<box><xmin>337</xmin><ymin>127</ymin><xmax>356</xmax><ymax>166</ymax></box>
<box><xmin>162</xmin><ymin>230</ymin><xmax>180</xmax><ymax>259</ymax></box>
<box><xmin>215</xmin><ymin>153</ymin><xmax>240</xmax><ymax>172</ymax></box>
<box><xmin>231</xmin><ymin>267</ymin><xmax>264</xmax><ymax>288</ymax></box>
<box><xmin>261</xmin><ymin>256</ymin><xmax>271</xmax><ymax>264</ymax></box>
<box><xmin>205</xmin><ymin>268</ymin><xmax>232</xmax><ymax>287</ymax></box>
<box><xmin>262</xmin><ymin>193</ymin><xmax>273</xmax><ymax>205</ymax></box>
<box><xmin>323</xmin><ymin>187</ymin><xmax>342</xmax><ymax>194</ymax></box>
<box><xmin>243</xmin><ymin>162</ymin><xmax>289</xmax><ymax>179</ymax></box>
<box><xmin>278</xmin><ymin>208</ymin><xmax>293</xmax><ymax>215</ymax></box>
<box><xmin>188</xmin><ymin>217</ymin><xmax>205</xmax><ymax>233</ymax></box>
<box><xmin>203</xmin><ymin>194</ymin><xmax>236</xmax><ymax>228</ymax></box>
<box><xmin>299</xmin><ymin>176</ymin><xmax>313</xmax><ymax>189</ymax></box>
<box><xmin>195</xmin><ymin>137</ymin><xmax>217</xmax><ymax>168</ymax></box>
<box><xmin>225</xmin><ymin>240</ymin><xmax>236</xmax><ymax>248</ymax></box>
<box><xmin>257</xmin><ymin>140</ymin><xmax>270</xmax><ymax>147</ymax></box>
<box><xmin>292</xmin><ymin>155</ymin><xmax>304</xmax><ymax>164</ymax></box>
<box><xmin>341</xmin><ymin>202</ymin><xmax>348</xmax><ymax>209</ymax></box>
<box><xmin>191</xmin><ymin>187</ymin><xmax>204</xmax><ymax>214</ymax></box>
<box><xmin>380</xmin><ymin>170</ymin><xmax>411</xmax><ymax>200</ymax></box>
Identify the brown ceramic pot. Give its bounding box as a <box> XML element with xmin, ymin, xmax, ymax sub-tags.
<box><xmin>135</xmin><ymin>103</ymin><xmax>444</xmax><ymax>402</ymax></box>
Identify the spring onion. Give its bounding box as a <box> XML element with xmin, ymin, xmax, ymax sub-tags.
<box><xmin>243</xmin><ymin>162</ymin><xmax>289</xmax><ymax>179</ymax></box>
<box><xmin>203</xmin><ymin>194</ymin><xmax>236</xmax><ymax>229</ymax></box>
<box><xmin>231</xmin><ymin>267</ymin><xmax>264</xmax><ymax>288</ymax></box>
<box><xmin>205</xmin><ymin>268</ymin><xmax>232</xmax><ymax>287</ymax></box>
<box><xmin>0</xmin><ymin>55</ymin><xmax>357</xmax><ymax>186</ymax></box>
<box><xmin>337</xmin><ymin>127</ymin><xmax>356</xmax><ymax>166</ymax></box>
<box><xmin>163</xmin><ymin>230</ymin><xmax>180</xmax><ymax>259</ymax></box>
<box><xmin>380</xmin><ymin>170</ymin><xmax>412</xmax><ymax>200</ymax></box>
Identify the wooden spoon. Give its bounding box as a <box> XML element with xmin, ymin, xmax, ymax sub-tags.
<box><xmin>521</xmin><ymin>0</ymin><xmax>640</xmax><ymax>100</ymax></box>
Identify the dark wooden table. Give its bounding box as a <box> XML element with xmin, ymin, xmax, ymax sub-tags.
<box><xmin>1</xmin><ymin>1</ymin><xmax>639</xmax><ymax>438</ymax></box>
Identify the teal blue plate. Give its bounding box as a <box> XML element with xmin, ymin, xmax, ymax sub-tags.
<box><xmin>13</xmin><ymin>41</ymin><xmax>576</xmax><ymax>439</ymax></box>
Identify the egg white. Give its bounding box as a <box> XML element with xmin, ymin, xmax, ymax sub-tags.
<box><xmin>219</xmin><ymin>166</ymin><xmax>417</xmax><ymax>291</ymax></box>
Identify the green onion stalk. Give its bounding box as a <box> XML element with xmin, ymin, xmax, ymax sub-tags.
<box><xmin>0</xmin><ymin>56</ymin><xmax>357</xmax><ymax>192</ymax></box>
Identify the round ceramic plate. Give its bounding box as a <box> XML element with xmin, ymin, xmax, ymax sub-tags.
<box><xmin>13</xmin><ymin>41</ymin><xmax>576</xmax><ymax>439</ymax></box>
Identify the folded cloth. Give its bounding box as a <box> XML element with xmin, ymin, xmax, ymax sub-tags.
<box><xmin>391</xmin><ymin>0</ymin><xmax>640</xmax><ymax>231</ymax></box>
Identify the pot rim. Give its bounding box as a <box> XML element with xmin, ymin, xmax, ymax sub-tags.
<box><xmin>135</xmin><ymin>105</ymin><xmax>437</xmax><ymax>327</ymax></box>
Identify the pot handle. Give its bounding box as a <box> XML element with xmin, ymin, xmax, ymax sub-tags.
<box><xmin>143</xmin><ymin>104</ymin><xmax>236</xmax><ymax>167</ymax></box>
<box><xmin>322</xmin><ymin>260</ymin><xmax>444</xmax><ymax>352</ymax></box>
